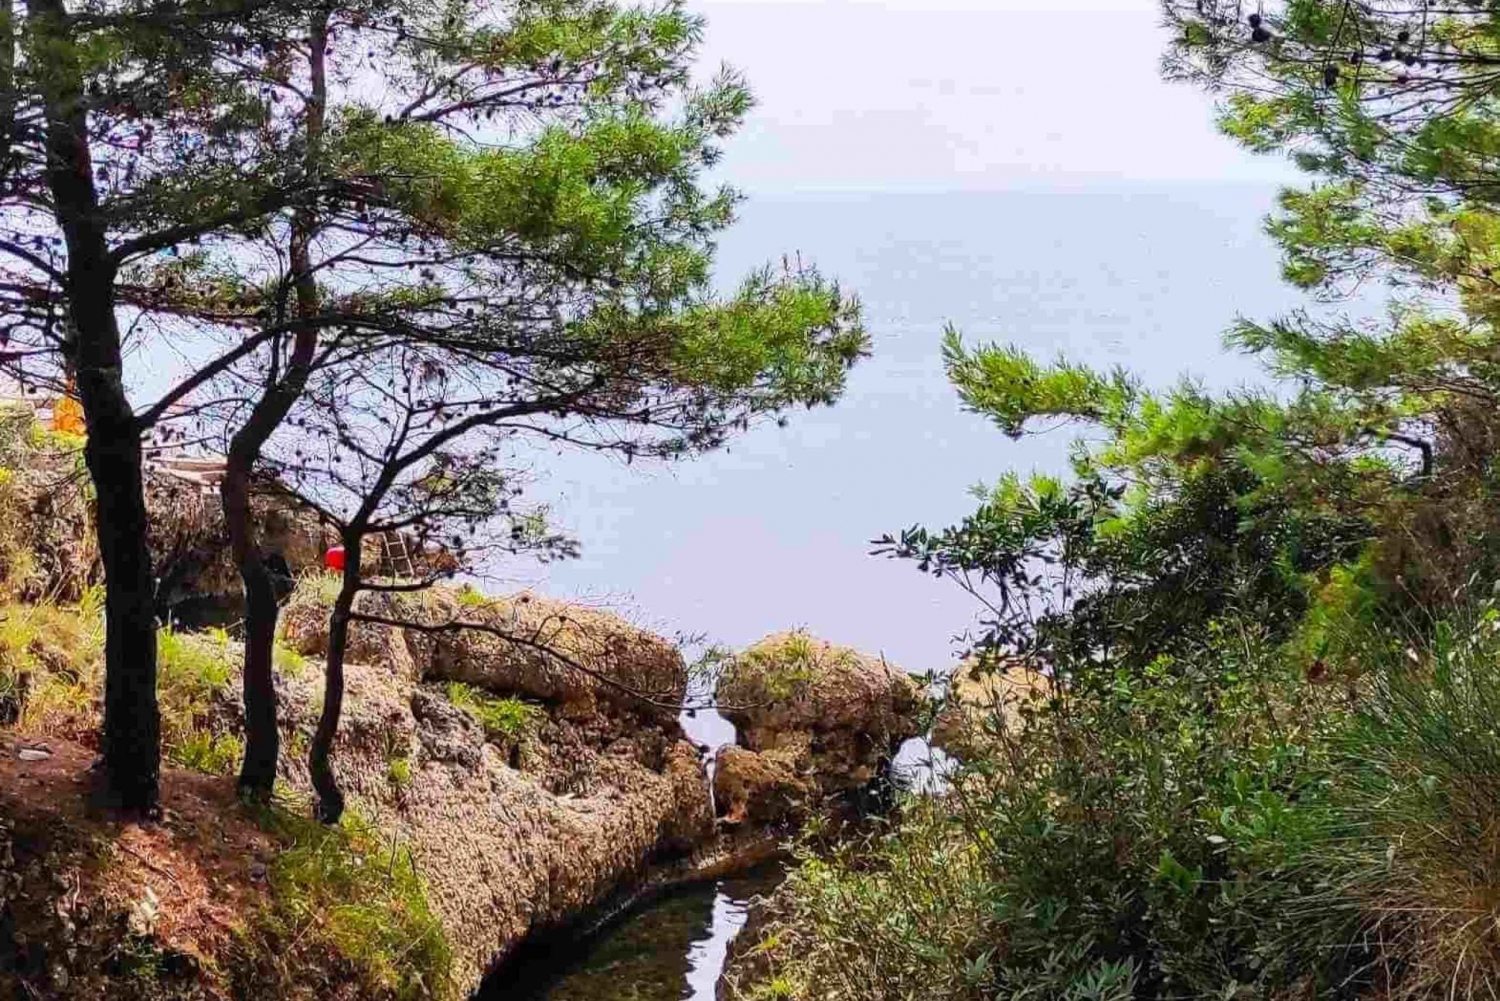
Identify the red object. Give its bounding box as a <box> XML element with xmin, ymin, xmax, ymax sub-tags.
<box><xmin>324</xmin><ymin>546</ymin><xmax>346</xmax><ymax>572</ymax></box>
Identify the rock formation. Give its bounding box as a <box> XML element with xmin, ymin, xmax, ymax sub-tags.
<box><xmin>712</xmin><ymin>631</ymin><xmax>922</xmax><ymax>826</ymax></box>
<box><xmin>0</xmin><ymin>413</ymin><xmax>933</xmax><ymax>995</ymax></box>
<box><xmin>929</xmin><ymin>659</ymin><xmax>1050</xmax><ymax>761</ymax></box>
<box><xmin>259</xmin><ymin>584</ymin><xmax>714</xmax><ymax>989</ymax></box>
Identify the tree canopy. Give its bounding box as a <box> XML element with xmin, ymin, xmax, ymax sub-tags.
<box><xmin>0</xmin><ymin>0</ymin><xmax>867</xmax><ymax>809</ymax></box>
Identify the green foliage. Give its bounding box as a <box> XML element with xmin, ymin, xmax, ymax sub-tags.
<box><xmin>299</xmin><ymin>572</ymin><xmax>344</xmax><ymax>609</ymax></box>
<box><xmin>239</xmin><ymin>803</ymin><xmax>453</xmax><ymax>1001</ymax></box>
<box><xmin>1308</xmin><ymin>602</ymin><xmax>1500</xmax><ymax>1000</ymax></box>
<box><xmin>157</xmin><ymin>626</ymin><xmax>232</xmax><ymax>699</ymax></box>
<box><xmin>169</xmin><ymin>730</ymin><xmax>244</xmax><ymax>776</ymax></box>
<box><xmin>445</xmin><ymin>682</ymin><xmax>543</xmax><ymax>743</ymax></box>
<box><xmin>729</xmin><ymin>633</ymin><xmax>819</xmax><ymax>699</ymax></box>
<box><xmin>0</xmin><ymin>600</ymin><xmax>102</xmax><ymax>735</ymax></box>
<box><xmin>156</xmin><ymin>626</ymin><xmax>239</xmax><ymax>772</ymax></box>
<box><xmin>273</xmin><ymin>641</ymin><xmax>309</xmax><ymax>679</ymax></box>
<box><xmin>741</xmin><ymin>627</ymin><xmax>1350</xmax><ymax>1001</ymax></box>
<box><xmin>942</xmin><ymin>326</ymin><xmax>1137</xmax><ymax>438</ymax></box>
<box><xmin>387</xmin><ymin>755</ymin><xmax>413</xmax><ymax>790</ymax></box>
<box><xmin>455</xmin><ymin>585</ymin><xmax>490</xmax><ymax>609</ymax></box>
<box><xmin>748</xmin><ymin>8</ymin><xmax>1500</xmax><ymax>1001</ymax></box>
<box><xmin>876</xmin><ymin>348</ymin><xmax>1373</xmax><ymax>680</ymax></box>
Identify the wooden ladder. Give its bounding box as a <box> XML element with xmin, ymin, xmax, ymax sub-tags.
<box><xmin>382</xmin><ymin>531</ymin><xmax>416</xmax><ymax>579</ymax></box>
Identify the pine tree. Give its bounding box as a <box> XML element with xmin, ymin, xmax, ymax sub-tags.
<box><xmin>0</xmin><ymin>0</ymin><xmax>867</xmax><ymax>809</ymax></box>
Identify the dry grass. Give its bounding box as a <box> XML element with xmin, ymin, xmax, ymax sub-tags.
<box><xmin>1317</xmin><ymin>614</ymin><xmax>1500</xmax><ymax>1000</ymax></box>
<box><xmin>0</xmin><ymin>599</ymin><xmax>244</xmax><ymax>776</ymax></box>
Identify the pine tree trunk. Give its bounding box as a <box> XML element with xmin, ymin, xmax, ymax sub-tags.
<box><xmin>310</xmin><ymin>532</ymin><xmax>357</xmax><ymax>824</ymax></box>
<box><xmin>227</xmin><ymin>10</ymin><xmax>328</xmax><ymax>799</ymax></box>
<box><xmin>224</xmin><ymin>460</ymin><xmax>281</xmax><ymax>798</ymax></box>
<box><xmin>34</xmin><ymin>0</ymin><xmax>159</xmax><ymax>810</ymax></box>
<box><xmin>88</xmin><ymin>412</ymin><xmax>160</xmax><ymax>810</ymax></box>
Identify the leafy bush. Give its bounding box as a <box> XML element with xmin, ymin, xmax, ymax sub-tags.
<box><xmin>157</xmin><ymin>626</ymin><xmax>233</xmax><ymax>696</ymax></box>
<box><xmin>732</xmin><ymin>625</ymin><xmax>1351</xmax><ymax>1001</ymax></box>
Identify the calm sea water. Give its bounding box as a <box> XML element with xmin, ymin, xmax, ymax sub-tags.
<box><xmin>494</xmin><ymin>867</ymin><xmax>784</xmax><ymax>1001</ymax></box>
<box><xmin>526</xmin><ymin>183</ymin><xmax>1314</xmax><ymax>674</ymax></box>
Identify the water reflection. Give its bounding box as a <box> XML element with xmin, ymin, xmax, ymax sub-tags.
<box><xmin>891</xmin><ymin>736</ymin><xmax>956</xmax><ymax>795</ymax></box>
<box><xmin>518</xmin><ymin>868</ymin><xmax>782</xmax><ymax>1001</ymax></box>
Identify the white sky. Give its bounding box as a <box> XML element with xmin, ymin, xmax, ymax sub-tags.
<box><xmin>688</xmin><ymin>0</ymin><xmax>1292</xmax><ymax>191</ymax></box>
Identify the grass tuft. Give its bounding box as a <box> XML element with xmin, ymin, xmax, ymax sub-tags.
<box><xmin>387</xmin><ymin>755</ymin><xmax>413</xmax><ymax>789</ymax></box>
<box><xmin>274</xmin><ymin>641</ymin><xmax>309</xmax><ymax>679</ymax></box>
<box><xmin>236</xmin><ymin>802</ymin><xmax>453</xmax><ymax>1000</ymax></box>
<box><xmin>170</xmin><ymin>730</ymin><xmax>245</xmax><ymax>776</ymax></box>
<box><xmin>444</xmin><ymin>681</ymin><xmax>543</xmax><ymax>742</ymax></box>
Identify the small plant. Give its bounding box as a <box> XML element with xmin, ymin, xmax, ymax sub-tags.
<box><xmin>284</xmin><ymin>729</ymin><xmax>311</xmax><ymax>764</ymax></box>
<box><xmin>157</xmin><ymin>626</ymin><xmax>232</xmax><ymax>696</ymax></box>
<box><xmin>313</xmin><ymin>571</ymin><xmax>344</xmax><ymax>607</ymax></box>
<box><xmin>455</xmin><ymin>585</ymin><xmax>489</xmax><ymax>608</ymax></box>
<box><xmin>157</xmin><ymin>626</ymin><xmax>236</xmax><ymax>770</ymax></box>
<box><xmin>444</xmin><ymin>682</ymin><xmax>543</xmax><ymax>742</ymax></box>
<box><xmin>116</xmin><ymin>933</ymin><xmax>168</xmax><ymax>985</ymax></box>
<box><xmin>274</xmin><ymin>641</ymin><xmax>308</xmax><ymax>679</ymax></box>
<box><xmin>387</xmin><ymin>756</ymin><xmax>413</xmax><ymax>790</ymax></box>
<box><xmin>0</xmin><ymin>602</ymin><xmax>102</xmax><ymax>734</ymax></box>
<box><xmin>728</xmin><ymin>631</ymin><xmax>855</xmax><ymax>702</ymax></box>
<box><xmin>1311</xmin><ymin>604</ymin><xmax>1500</xmax><ymax>999</ymax></box>
<box><xmin>21</xmin><ymin>673</ymin><xmax>93</xmax><ymax>737</ymax></box>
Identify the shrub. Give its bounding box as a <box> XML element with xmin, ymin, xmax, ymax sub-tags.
<box><xmin>731</xmin><ymin>624</ymin><xmax>1348</xmax><ymax>1001</ymax></box>
<box><xmin>1310</xmin><ymin>603</ymin><xmax>1500</xmax><ymax>999</ymax></box>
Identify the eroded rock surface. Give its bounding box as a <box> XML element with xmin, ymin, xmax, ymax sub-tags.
<box><xmin>929</xmin><ymin>660</ymin><xmax>1050</xmax><ymax>761</ymax></box>
<box><xmin>713</xmin><ymin>745</ymin><xmax>809</xmax><ymax>826</ymax></box>
<box><xmin>713</xmin><ymin>631</ymin><xmax>922</xmax><ymax>825</ymax></box>
<box><xmin>259</xmin><ymin>584</ymin><xmax>714</xmax><ymax>989</ymax></box>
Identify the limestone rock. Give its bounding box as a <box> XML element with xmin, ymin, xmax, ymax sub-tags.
<box><xmin>279</xmin><ymin>584</ymin><xmax>686</xmax><ymax>722</ymax></box>
<box><xmin>715</xmin><ymin>631</ymin><xmax>922</xmax><ymax>814</ymax></box>
<box><xmin>252</xmin><ymin>588</ymin><xmax>715</xmax><ymax>989</ymax></box>
<box><xmin>713</xmin><ymin>745</ymin><xmax>811</xmax><ymax>826</ymax></box>
<box><xmin>929</xmin><ymin>661</ymin><xmax>1050</xmax><ymax>761</ymax></box>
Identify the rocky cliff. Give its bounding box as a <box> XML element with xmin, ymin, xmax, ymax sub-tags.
<box><xmin>0</xmin><ymin>411</ymin><xmax>926</xmax><ymax>998</ymax></box>
<box><xmin>266</xmin><ymin>584</ymin><xmax>716</xmax><ymax>989</ymax></box>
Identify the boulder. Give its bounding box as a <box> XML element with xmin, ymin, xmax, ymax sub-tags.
<box><xmin>929</xmin><ymin>660</ymin><xmax>1050</xmax><ymax>761</ymax></box>
<box><xmin>714</xmin><ymin>631</ymin><xmax>922</xmax><ymax>818</ymax></box>
<box><xmin>713</xmin><ymin>745</ymin><xmax>811</xmax><ymax>826</ymax></box>
<box><xmin>277</xmin><ymin>583</ymin><xmax>687</xmax><ymax>722</ymax></box>
<box><xmin>251</xmin><ymin>585</ymin><xmax>715</xmax><ymax>989</ymax></box>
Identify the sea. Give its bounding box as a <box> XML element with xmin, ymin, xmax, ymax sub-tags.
<box><xmin>525</xmin><ymin>182</ymin><xmax>1319</xmax><ymax>676</ymax></box>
